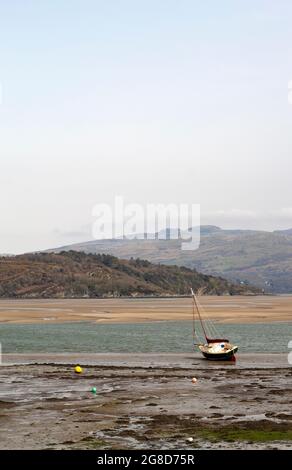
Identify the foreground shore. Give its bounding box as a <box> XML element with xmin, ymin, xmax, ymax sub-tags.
<box><xmin>1</xmin><ymin>353</ymin><xmax>291</xmax><ymax>450</ymax></box>
<box><xmin>0</xmin><ymin>295</ymin><xmax>292</xmax><ymax>324</ymax></box>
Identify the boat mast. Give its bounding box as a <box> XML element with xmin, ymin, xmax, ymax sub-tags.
<box><xmin>191</xmin><ymin>288</ymin><xmax>208</xmax><ymax>342</ymax></box>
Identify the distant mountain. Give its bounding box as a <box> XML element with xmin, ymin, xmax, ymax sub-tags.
<box><xmin>199</xmin><ymin>225</ymin><xmax>222</xmax><ymax>235</ymax></box>
<box><xmin>47</xmin><ymin>226</ymin><xmax>292</xmax><ymax>293</ymax></box>
<box><xmin>0</xmin><ymin>251</ymin><xmax>258</xmax><ymax>298</ymax></box>
<box><xmin>274</xmin><ymin>228</ymin><xmax>292</xmax><ymax>235</ymax></box>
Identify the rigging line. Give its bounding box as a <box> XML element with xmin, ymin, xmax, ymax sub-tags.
<box><xmin>206</xmin><ymin>313</ymin><xmax>223</xmax><ymax>338</ymax></box>
<box><xmin>192</xmin><ymin>298</ymin><xmax>196</xmax><ymax>348</ymax></box>
<box><xmin>192</xmin><ymin>292</ymin><xmax>202</xmax><ymax>344</ymax></box>
<box><xmin>205</xmin><ymin>315</ymin><xmax>219</xmax><ymax>338</ymax></box>
<box><xmin>191</xmin><ymin>288</ymin><xmax>208</xmax><ymax>342</ymax></box>
<box><xmin>201</xmin><ymin>307</ymin><xmax>221</xmax><ymax>339</ymax></box>
<box><xmin>192</xmin><ymin>294</ymin><xmax>203</xmax><ymax>346</ymax></box>
<box><xmin>204</xmin><ymin>313</ymin><xmax>217</xmax><ymax>337</ymax></box>
<box><xmin>191</xmin><ymin>290</ymin><xmax>199</xmax><ymax>344</ymax></box>
<box><xmin>192</xmin><ymin>292</ymin><xmax>209</xmax><ymax>342</ymax></box>
<box><xmin>196</xmin><ymin>296</ymin><xmax>223</xmax><ymax>338</ymax></box>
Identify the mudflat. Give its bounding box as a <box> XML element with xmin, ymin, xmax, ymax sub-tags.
<box><xmin>0</xmin><ymin>353</ymin><xmax>291</xmax><ymax>450</ymax></box>
<box><xmin>0</xmin><ymin>295</ymin><xmax>291</xmax><ymax>324</ymax></box>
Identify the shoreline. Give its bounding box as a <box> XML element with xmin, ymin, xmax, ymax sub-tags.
<box><xmin>1</xmin><ymin>353</ymin><xmax>291</xmax><ymax>450</ymax></box>
<box><xmin>0</xmin><ymin>296</ymin><xmax>291</xmax><ymax>324</ymax></box>
<box><xmin>2</xmin><ymin>352</ymin><xmax>289</xmax><ymax>368</ymax></box>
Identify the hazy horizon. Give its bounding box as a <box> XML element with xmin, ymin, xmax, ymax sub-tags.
<box><xmin>1</xmin><ymin>1</ymin><xmax>292</xmax><ymax>253</ymax></box>
<box><xmin>2</xmin><ymin>222</ymin><xmax>292</xmax><ymax>256</ymax></box>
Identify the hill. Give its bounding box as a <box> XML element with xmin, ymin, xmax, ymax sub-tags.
<box><xmin>48</xmin><ymin>226</ymin><xmax>292</xmax><ymax>293</ymax></box>
<box><xmin>0</xmin><ymin>251</ymin><xmax>258</xmax><ymax>298</ymax></box>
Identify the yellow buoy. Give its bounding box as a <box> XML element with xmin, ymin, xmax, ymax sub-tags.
<box><xmin>74</xmin><ymin>365</ymin><xmax>83</xmax><ymax>374</ymax></box>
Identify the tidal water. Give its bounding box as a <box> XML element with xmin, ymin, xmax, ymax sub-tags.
<box><xmin>0</xmin><ymin>321</ymin><xmax>291</xmax><ymax>354</ymax></box>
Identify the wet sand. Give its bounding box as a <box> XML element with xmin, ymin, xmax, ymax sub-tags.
<box><xmin>0</xmin><ymin>296</ymin><xmax>292</xmax><ymax>324</ymax></box>
<box><xmin>1</xmin><ymin>354</ymin><xmax>292</xmax><ymax>450</ymax></box>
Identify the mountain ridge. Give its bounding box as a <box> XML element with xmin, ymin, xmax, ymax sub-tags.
<box><xmin>0</xmin><ymin>250</ymin><xmax>259</xmax><ymax>298</ymax></box>
<box><xmin>46</xmin><ymin>225</ymin><xmax>292</xmax><ymax>293</ymax></box>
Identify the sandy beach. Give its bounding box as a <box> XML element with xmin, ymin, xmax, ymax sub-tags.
<box><xmin>0</xmin><ymin>296</ymin><xmax>291</xmax><ymax>324</ymax></box>
<box><xmin>1</xmin><ymin>353</ymin><xmax>292</xmax><ymax>450</ymax></box>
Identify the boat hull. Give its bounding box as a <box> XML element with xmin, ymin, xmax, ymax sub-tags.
<box><xmin>199</xmin><ymin>345</ymin><xmax>238</xmax><ymax>361</ymax></box>
<box><xmin>191</xmin><ymin>290</ymin><xmax>239</xmax><ymax>361</ymax></box>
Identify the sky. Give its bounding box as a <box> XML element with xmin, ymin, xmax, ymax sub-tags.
<box><xmin>1</xmin><ymin>0</ymin><xmax>292</xmax><ymax>253</ymax></box>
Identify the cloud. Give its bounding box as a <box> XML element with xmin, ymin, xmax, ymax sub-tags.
<box><xmin>52</xmin><ymin>225</ymin><xmax>92</xmax><ymax>242</ymax></box>
<box><xmin>206</xmin><ymin>209</ymin><xmax>257</xmax><ymax>219</ymax></box>
<box><xmin>279</xmin><ymin>207</ymin><xmax>292</xmax><ymax>217</ymax></box>
<box><xmin>201</xmin><ymin>207</ymin><xmax>292</xmax><ymax>232</ymax></box>
<box><xmin>214</xmin><ymin>209</ymin><xmax>257</xmax><ymax>219</ymax></box>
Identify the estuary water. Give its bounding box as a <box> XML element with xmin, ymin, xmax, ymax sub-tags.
<box><xmin>0</xmin><ymin>321</ymin><xmax>291</xmax><ymax>354</ymax></box>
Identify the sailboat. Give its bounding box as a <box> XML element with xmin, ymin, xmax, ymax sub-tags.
<box><xmin>191</xmin><ymin>288</ymin><xmax>238</xmax><ymax>360</ymax></box>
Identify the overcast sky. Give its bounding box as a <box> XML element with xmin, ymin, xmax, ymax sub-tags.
<box><xmin>1</xmin><ymin>0</ymin><xmax>292</xmax><ymax>253</ymax></box>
